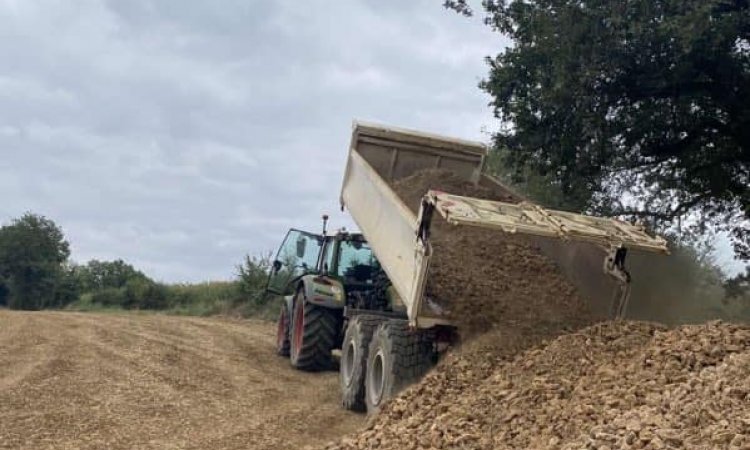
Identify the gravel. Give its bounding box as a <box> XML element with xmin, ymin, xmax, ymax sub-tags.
<box><xmin>322</xmin><ymin>320</ymin><xmax>750</xmax><ymax>450</ymax></box>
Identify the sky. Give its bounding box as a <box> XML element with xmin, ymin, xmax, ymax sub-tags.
<box><xmin>0</xmin><ymin>0</ymin><xmax>509</xmax><ymax>282</ymax></box>
<box><xmin>1</xmin><ymin>1</ymin><xmax>744</xmax><ymax>282</ymax></box>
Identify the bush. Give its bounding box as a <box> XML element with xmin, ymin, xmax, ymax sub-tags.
<box><xmin>124</xmin><ymin>278</ymin><xmax>169</xmax><ymax>310</ymax></box>
<box><xmin>237</xmin><ymin>253</ymin><xmax>272</xmax><ymax>305</ymax></box>
<box><xmin>90</xmin><ymin>287</ymin><xmax>127</xmax><ymax>307</ymax></box>
<box><xmin>81</xmin><ymin>280</ymin><xmax>169</xmax><ymax>310</ymax></box>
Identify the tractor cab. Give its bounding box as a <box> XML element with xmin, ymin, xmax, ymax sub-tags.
<box><xmin>266</xmin><ymin>228</ymin><xmax>385</xmax><ymax>309</ymax></box>
<box><xmin>320</xmin><ymin>233</ymin><xmax>379</xmax><ymax>286</ymax></box>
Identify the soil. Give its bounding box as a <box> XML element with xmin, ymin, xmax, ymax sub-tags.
<box><xmin>0</xmin><ymin>310</ymin><xmax>364</xmax><ymax>450</ymax></box>
<box><xmin>322</xmin><ymin>320</ymin><xmax>750</xmax><ymax>450</ymax></box>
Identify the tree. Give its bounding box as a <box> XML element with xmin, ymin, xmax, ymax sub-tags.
<box><xmin>54</xmin><ymin>263</ymin><xmax>84</xmax><ymax>308</ymax></box>
<box><xmin>0</xmin><ymin>278</ymin><xmax>8</xmax><ymax>307</ymax></box>
<box><xmin>446</xmin><ymin>0</ymin><xmax>750</xmax><ymax>259</ymax></box>
<box><xmin>725</xmin><ymin>266</ymin><xmax>750</xmax><ymax>298</ymax></box>
<box><xmin>0</xmin><ymin>213</ymin><xmax>71</xmax><ymax>310</ymax></box>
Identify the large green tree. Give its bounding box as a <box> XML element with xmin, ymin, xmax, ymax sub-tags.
<box><xmin>446</xmin><ymin>0</ymin><xmax>750</xmax><ymax>259</ymax></box>
<box><xmin>0</xmin><ymin>213</ymin><xmax>71</xmax><ymax>310</ymax></box>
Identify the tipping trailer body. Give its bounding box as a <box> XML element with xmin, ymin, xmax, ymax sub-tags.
<box><xmin>340</xmin><ymin>121</ymin><xmax>669</xmax><ymax>328</ymax></box>
<box><xmin>339</xmin><ymin>121</ymin><xmax>490</xmax><ymax>327</ymax></box>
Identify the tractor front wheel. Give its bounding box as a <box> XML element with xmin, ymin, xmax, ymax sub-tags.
<box><xmin>290</xmin><ymin>290</ymin><xmax>337</xmax><ymax>371</ymax></box>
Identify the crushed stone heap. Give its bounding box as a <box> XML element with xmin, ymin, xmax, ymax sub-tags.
<box><xmin>323</xmin><ymin>320</ymin><xmax>750</xmax><ymax>450</ymax></box>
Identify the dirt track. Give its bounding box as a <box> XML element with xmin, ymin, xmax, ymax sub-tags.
<box><xmin>0</xmin><ymin>311</ymin><xmax>363</xmax><ymax>450</ymax></box>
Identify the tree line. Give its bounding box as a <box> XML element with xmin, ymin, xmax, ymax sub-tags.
<box><xmin>0</xmin><ymin>213</ymin><xmax>271</xmax><ymax>313</ymax></box>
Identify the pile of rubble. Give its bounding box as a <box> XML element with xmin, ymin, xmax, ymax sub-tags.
<box><xmin>323</xmin><ymin>320</ymin><xmax>750</xmax><ymax>450</ymax></box>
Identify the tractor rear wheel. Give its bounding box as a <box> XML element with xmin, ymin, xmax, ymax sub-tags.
<box><xmin>340</xmin><ymin>315</ymin><xmax>383</xmax><ymax>411</ymax></box>
<box><xmin>290</xmin><ymin>291</ymin><xmax>337</xmax><ymax>371</ymax></box>
<box><xmin>275</xmin><ymin>303</ymin><xmax>290</xmax><ymax>356</ymax></box>
<box><xmin>365</xmin><ymin>320</ymin><xmax>435</xmax><ymax>414</ymax></box>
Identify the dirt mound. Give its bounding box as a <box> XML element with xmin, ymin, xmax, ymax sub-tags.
<box><xmin>0</xmin><ymin>311</ymin><xmax>363</xmax><ymax>450</ymax></box>
<box><xmin>390</xmin><ymin>169</ymin><xmax>596</xmax><ymax>336</ymax></box>
<box><xmin>322</xmin><ymin>320</ymin><xmax>750</xmax><ymax>450</ymax></box>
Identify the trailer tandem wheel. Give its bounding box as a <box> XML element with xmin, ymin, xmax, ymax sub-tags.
<box><xmin>364</xmin><ymin>320</ymin><xmax>435</xmax><ymax>414</ymax></box>
<box><xmin>340</xmin><ymin>315</ymin><xmax>384</xmax><ymax>411</ymax></box>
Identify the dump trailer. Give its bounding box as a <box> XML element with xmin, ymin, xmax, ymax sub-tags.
<box><xmin>267</xmin><ymin>121</ymin><xmax>669</xmax><ymax>413</ymax></box>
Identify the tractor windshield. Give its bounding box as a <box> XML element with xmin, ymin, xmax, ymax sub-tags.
<box><xmin>336</xmin><ymin>239</ymin><xmax>379</xmax><ymax>283</ymax></box>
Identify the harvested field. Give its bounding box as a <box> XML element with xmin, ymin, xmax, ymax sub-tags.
<box><xmin>0</xmin><ymin>310</ymin><xmax>363</xmax><ymax>450</ymax></box>
<box><xmin>323</xmin><ymin>320</ymin><xmax>750</xmax><ymax>450</ymax></box>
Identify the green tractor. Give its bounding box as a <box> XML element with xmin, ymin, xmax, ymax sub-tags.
<box><xmin>267</xmin><ymin>217</ymin><xmax>437</xmax><ymax>412</ymax></box>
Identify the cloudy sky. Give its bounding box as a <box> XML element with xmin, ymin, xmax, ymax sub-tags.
<box><xmin>2</xmin><ymin>1</ymin><xmax>744</xmax><ymax>282</ymax></box>
<box><xmin>0</xmin><ymin>0</ymin><xmax>510</xmax><ymax>282</ymax></box>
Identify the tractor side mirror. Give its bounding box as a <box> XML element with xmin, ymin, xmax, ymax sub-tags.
<box><xmin>296</xmin><ymin>237</ymin><xmax>307</xmax><ymax>259</ymax></box>
<box><xmin>272</xmin><ymin>260</ymin><xmax>282</xmax><ymax>273</ymax></box>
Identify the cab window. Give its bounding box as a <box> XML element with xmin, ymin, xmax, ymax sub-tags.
<box><xmin>336</xmin><ymin>240</ymin><xmax>378</xmax><ymax>283</ymax></box>
<box><xmin>321</xmin><ymin>238</ymin><xmax>336</xmax><ymax>274</ymax></box>
<box><xmin>267</xmin><ymin>230</ymin><xmax>323</xmax><ymax>294</ymax></box>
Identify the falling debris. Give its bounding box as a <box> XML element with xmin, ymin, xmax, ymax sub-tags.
<box><xmin>391</xmin><ymin>168</ymin><xmax>596</xmax><ymax>337</ymax></box>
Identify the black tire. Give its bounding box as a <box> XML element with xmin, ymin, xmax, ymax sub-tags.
<box><xmin>340</xmin><ymin>315</ymin><xmax>383</xmax><ymax>411</ymax></box>
<box><xmin>290</xmin><ymin>290</ymin><xmax>337</xmax><ymax>371</ymax></box>
<box><xmin>365</xmin><ymin>321</ymin><xmax>435</xmax><ymax>414</ymax></box>
<box><xmin>365</xmin><ymin>268</ymin><xmax>391</xmax><ymax>311</ymax></box>
<box><xmin>275</xmin><ymin>303</ymin><xmax>290</xmax><ymax>357</ymax></box>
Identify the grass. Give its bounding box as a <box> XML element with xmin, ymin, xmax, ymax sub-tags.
<box><xmin>165</xmin><ymin>281</ymin><xmax>240</xmax><ymax>316</ymax></box>
<box><xmin>66</xmin><ymin>281</ymin><xmax>283</xmax><ymax>321</ymax></box>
